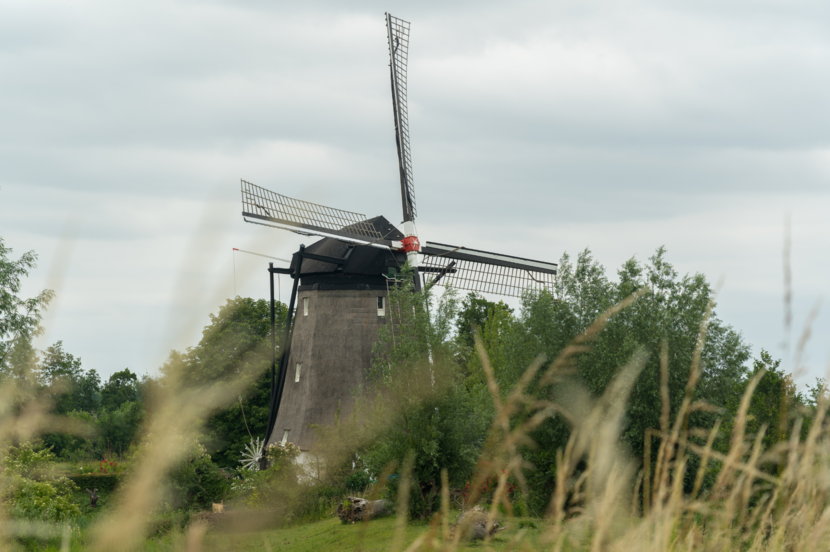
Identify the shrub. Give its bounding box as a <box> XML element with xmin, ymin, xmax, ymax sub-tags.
<box><xmin>364</xmin><ymin>272</ymin><xmax>489</xmax><ymax>519</ymax></box>
<box><xmin>293</xmin><ymin>484</ymin><xmax>347</xmax><ymax>522</ymax></box>
<box><xmin>265</xmin><ymin>440</ymin><xmax>301</xmax><ymax>466</ymax></box>
<box><xmin>2</xmin><ymin>442</ymin><xmax>81</xmax><ymax>522</ymax></box>
<box><xmin>41</xmin><ymin>410</ymin><xmax>98</xmax><ymax>460</ymax></box>
<box><xmin>2</xmin><ymin>440</ymin><xmax>56</xmax><ymax>478</ymax></box>
<box><xmin>229</xmin><ymin>446</ymin><xmax>300</xmax><ymax>510</ymax></box>
<box><xmin>6</xmin><ymin>476</ymin><xmax>81</xmax><ymax>522</ymax></box>
<box><xmin>96</xmin><ymin>457</ymin><xmax>123</xmax><ymax>474</ymax></box>
<box><xmin>168</xmin><ymin>444</ymin><xmax>230</xmax><ymax>510</ymax></box>
<box><xmin>343</xmin><ymin>470</ymin><xmax>372</xmax><ymax>493</ymax></box>
<box><xmin>97</xmin><ymin>400</ymin><xmax>144</xmax><ymax>454</ymax></box>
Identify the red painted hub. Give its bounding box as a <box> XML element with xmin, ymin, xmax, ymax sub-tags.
<box><xmin>401</xmin><ymin>235</ymin><xmax>421</xmax><ymax>253</ymax></box>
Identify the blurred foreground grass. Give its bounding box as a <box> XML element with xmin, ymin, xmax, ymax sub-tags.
<box><xmin>36</xmin><ymin>515</ymin><xmax>543</xmax><ymax>552</ymax></box>
<box><xmin>4</xmin><ymin>231</ymin><xmax>830</xmax><ymax>551</ymax></box>
<box><xmin>7</xmin><ymin>302</ymin><xmax>830</xmax><ymax>552</ymax></box>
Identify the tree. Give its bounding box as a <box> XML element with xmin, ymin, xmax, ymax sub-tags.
<box><xmin>159</xmin><ymin>297</ymin><xmax>289</xmax><ymax>468</ymax></box>
<box><xmin>40</xmin><ymin>340</ymin><xmax>100</xmax><ymax>414</ymax></box>
<box><xmin>743</xmin><ymin>350</ymin><xmax>805</xmax><ymax>456</ymax></box>
<box><xmin>0</xmin><ymin>237</ymin><xmax>54</xmax><ymax>369</ymax></box>
<box><xmin>455</xmin><ymin>293</ymin><xmax>512</xmax><ymax>349</ymax></box>
<box><xmin>45</xmin><ymin>366</ymin><xmax>143</xmax><ymax>457</ymax></box>
<box><xmin>363</xmin><ymin>272</ymin><xmax>490</xmax><ymax>518</ymax></box>
<box><xmin>100</xmin><ymin>369</ymin><xmax>139</xmax><ymax>411</ymax></box>
<box><xmin>40</xmin><ymin>341</ymin><xmax>82</xmax><ymax>386</ymax></box>
<box><xmin>167</xmin><ymin>443</ymin><xmax>231</xmax><ymax>509</ymax></box>
<box><xmin>0</xmin><ymin>336</ymin><xmax>40</xmax><ymax>405</ymax></box>
<box><xmin>97</xmin><ymin>401</ymin><xmax>144</xmax><ymax>454</ymax></box>
<box><xmin>454</xmin><ymin>292</ymin><xmax>513</xmax><ymax>373</ymax></box>
<box><xmin>474</xmin><ymin>248</ymin><xmax>751</xmax><ymax>512</ymax></box>
<box><xmin>75</xmin><ymin>369</ymin><xmax>102</xmax><ymax>413</ymax></box>
<box><xmin>39</xmin><ymin>341</ymin><xmax>101</xmax><ymax>456</ymax></box>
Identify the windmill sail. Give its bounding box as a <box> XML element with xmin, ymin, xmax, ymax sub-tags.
<box><xmin>386</xmin><ymin>13</ymin><xmax>416</xmax><ymax>222</ymax></box>
<box><xmin>420</xmin><ymin>242</ymin><xmax>557</xmax><ymax>298</ymax></box>
<box><xmin>241</xmin><ymin>180</ymin><xmax>397</xmax><ymax>247</ymax></box>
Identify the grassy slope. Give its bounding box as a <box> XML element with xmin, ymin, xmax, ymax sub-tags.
<box><xmin>198</xmin><ymin>516</ymin><xmax>544</xmax><ymax>552</ymax></box>
<box><xmin>38</xmin><ymin>515</ymin><xmax>546</xmax><ymax>552</ymax></box>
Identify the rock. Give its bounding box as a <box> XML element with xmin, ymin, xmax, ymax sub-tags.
<box><xmin>451</xmin><ymin>506</ymin><xmax>505</xmax><ymax>540</ymax></box>
<box><xmin>336</xmin><ymin>497</ymin><xmax>391</xmax><ymax>523</ymax></box>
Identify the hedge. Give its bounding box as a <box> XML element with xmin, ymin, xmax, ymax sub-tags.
<box><xmin>67</xmin><ymin>473</ymin><xmax>123</xmax><ymax>493</ymax></box>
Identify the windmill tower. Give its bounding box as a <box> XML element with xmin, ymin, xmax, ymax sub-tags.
<box><xmin>240</xmin><ymin>14</ymin><xmax>559</xmax><ymax>452</ymax></box>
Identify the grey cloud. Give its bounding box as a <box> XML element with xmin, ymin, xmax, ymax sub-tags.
<box><xmin>2</xmin><ymin>0</ymin><xmax>829</xmax><ymax>380</ymax></box>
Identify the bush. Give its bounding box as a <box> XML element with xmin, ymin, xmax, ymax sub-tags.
<box><xmin>2</xmin><ymin>442</ymin><xmax>81</xmax><ymax>522</ymax></box>
<box><xmin>97</xmin><ymin>400</ymin><xmax>144</xmax><ymax>455</ymax></box>
<box><xmin>168</xmin><ymin>445</ymin><xmax>230</xmax><ymax>510</ymax></box>
<box><xmin>363</xmin><ymin>273</ymin><xmax>489</xmax><ymax>519</ymax></box>
<box><xmin>343</xmin><ymin>470</ymin><xmax>372</xmax><ymax>493</ymax></box>
<box><xmin>293</xmin><ymin>484</ymin><xmax>348</xmax><ymax>523</ymax></box>
<box><xmin>226</xmin><ymin>442</ymin><xmax>334</xmax><ymax>522</ymax></box>
<box><xmin>2</xmin><ymin>440</ymin><xmax>55</xmax><ymax>478</ymax></box>
<box><xmin>42</xmin><ymin>410</ymin><xmax>97</xmax><ymax>459</ymax></box>
<box><xmin>229</xmin><ymin>442</ymin><xmax>300</xmax><ymax>510</ymax></box>
<box><xmin>265</xmin><ymin>441</ymin><xmax>301</xmax><ymax>467</ymax></box>
<box><xmin>6</xmin><ymin>477</ymin><xmax>81</xmax><ymax>522</ymax></box>
<box><xmin>145</xmin><ymin>509</ymin><xmax>192</xmax><ymax>538</ymax></box>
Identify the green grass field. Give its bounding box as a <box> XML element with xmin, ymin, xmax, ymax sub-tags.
<box><xmin>160</xmin><ymin>515</ymin><xmax>544</xmax><ymax>552</ymax></box>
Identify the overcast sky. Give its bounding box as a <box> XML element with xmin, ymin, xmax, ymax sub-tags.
<box><xmin>2</xmin><ymin>0</ymin><xmax>828</xmax><ymax>386</ymax></box>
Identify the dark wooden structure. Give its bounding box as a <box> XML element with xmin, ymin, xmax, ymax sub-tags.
<box><xmin>266</xmin><ymin>218</ymin><xmax>406</xmax><ymax>450</ymax></box>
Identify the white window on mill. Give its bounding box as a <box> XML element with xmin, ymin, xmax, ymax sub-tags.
<box><xmin>295</xmin><ymin>363</ymin><xmax>302</xmax><ymax>382</ymax></box>
<box><xmin>377</xmin><ymin>296</ymin><xmax>385</xmax><ymax>317</ymax></box>
<box><xmin>303</xmin><ymin>297</ymin><xmax>309</xmax><ymax>316</ymax></box>
<box><xmin>282</xmin><ymin>430</ymin><xmax>290</xmax><ymax>445</ymax></box>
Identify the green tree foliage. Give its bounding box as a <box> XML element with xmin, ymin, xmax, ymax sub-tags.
<box><xmin>0</xmin><ymin>237</ymin><xmax>54</xmax><ymax>369</ymax></box>
<box><xmin>38</xmin><ymin>368</ymin><xmax>145</xmax><ymax>457</ymax></box>
<box><xmin>473</xmin><ymin>248</ymin><xmax>751</xmax><ymax>513</ymax></box>
<box><xmin>364</xmin><ymin>272</ymin><xmax>490</xmax><ymax>518</ymax></box>
<box><xmin>100</xmin><ymin>368</ymin><xmax>139</xmax><ymax>411</ymax></box>
<box><xmin>454</xmin><ymin>292</ymin><xmax>513</xmax><ymax>370</ymax></box>
<box><xmin>2</xmin><ymin>442</ymin><xmax>81</xmax><ymax>522</ymax></box>
<box><xmin>40</xmin><ymin>340</ymin><xmax>101</xmax><ymax>414</ymax></box>
<box><xmin>40</xmin><ymin>362</ymin><xmax>143</xmax><ymax>457</ymax></box>
<box><xmin>229</xmin><ymin>443</ymin><xmax>301</xmax><ymax>510</ymax></box>
<box><xmin>167</xmin><ymin>444</ymin><xmax>231</xmax><ymax>510</ymax></box>
<box><xmin>39</xmin><ymin>343</ymin><xmax>106</xmax><ymax>458</ymax></box>
<box><xmin>97</xmin><ymin>401</ymin><xmax>144</xmax><ymax>455</ymax></box>
<box><xmin>40</xmin><ymin>340</ymin><xmax>82</xmax><ymax>386</ymax></box>
<box><xmin>44</xmin><ymin>410</ymin><xmax>98</xmax><ymax>459</ymax></box>
<box><xmin>743</xmin><ymin>350</ymin><xmax>806</xmax><ymax>454</ymax></box>
<box><xmin>455</xmin><ymin>292</ymin><xmax>512</xmax><ymax>349</ymax></box>
<box><xmin>160</xmin><ymin>297</ymin><xmax>288</xmax><ymax>468</ymax></box>
<box><xmin>76</xmin><ymin>369</ymin><xmax>103</xmax><ymax>412</ymax></box>
<box><xmin>0</xmin><ymin>336</ymin><xmax>41</xmax><ymax>407</ymax></box>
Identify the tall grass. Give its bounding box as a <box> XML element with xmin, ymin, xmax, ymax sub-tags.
<box><xmin>2</xmin><ymin>229</ymin><xmax>828</xmax><ymax>551</ymax></box>
<box><xmin>364</xmin><ymin>290</ymin><xmax>830</xmax><ymax>552</ymax></box>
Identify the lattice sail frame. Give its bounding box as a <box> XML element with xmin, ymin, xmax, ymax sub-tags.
<box><xmin>419</xmin><ymin>242</ymin><xmax>558</xmax><ymax>298</ymax></box>
<box><xmin>241</xmin><ymin>180</ymin><xmax>382</xmax><ymax>241</ymax></box>
<box><xmin>420</xmin><ymin>256</ymin><xmax>556</xmax><ymax>298</ymax></box>
<box><xmin>387</xmin><ymin>14</ymin><xmax>416</xmax><ymax>221</ymax></box>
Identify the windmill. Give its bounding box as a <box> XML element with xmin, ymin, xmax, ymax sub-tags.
<box><xmin>241</xmin><ymin>14</ymin><xmax>558</xmax><ymax>454</ymax></box>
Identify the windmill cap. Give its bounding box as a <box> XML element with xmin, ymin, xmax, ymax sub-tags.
<box><xmin>291</xmin><ymin>216</ymin><xmax>407</xmax><ymax>279</ymax></box>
